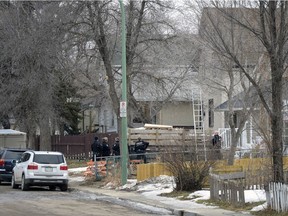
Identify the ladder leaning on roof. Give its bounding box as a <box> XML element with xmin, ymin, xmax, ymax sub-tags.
<box><xmin>192</xmin><ymin>88</ymin><xmax>207</xmax><ymax>161</ymax></box>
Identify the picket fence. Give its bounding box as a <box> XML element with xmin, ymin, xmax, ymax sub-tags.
<box><xmin>209</xmin><ymin>170</ymin><xmax>271</xmax><ymax>206</ymax></box>
<box><xmin>209</xmin><ymin>172</ymin><xmax>245</xmax><ymax>206</ymax></box>
<box><xmin>269</xmin><ymin>182</ymin><xmax>288</xmax><ymax>212</ymax></box>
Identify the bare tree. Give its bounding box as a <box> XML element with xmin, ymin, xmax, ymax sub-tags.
<box><xmin>182</xmin><ymin>2</ymin><xmax>262</xmax><ymax>165</ymax></box>
<box><xmin>191</xmin><ymin>0</ymin><xmax>288</xmax><ymax>182</ymax></box>
<box><xmin>0</xmin><ymin>2</ymin><xmax>75</xmax><ymax>150</ymax></box>
<box><xmin>66</xmin><ymin>0</ymin><xmax>199</xmax><ymax>130</ymax></box>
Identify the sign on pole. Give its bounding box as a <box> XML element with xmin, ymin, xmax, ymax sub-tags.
<box><xmin>120</xmin><ymin>101</ymin><xmax>127</xmax><ymax>117</ymax></box>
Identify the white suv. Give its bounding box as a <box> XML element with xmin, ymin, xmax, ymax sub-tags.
<box><xmin>11</xmin><ymin>150</ymin><xmax>69</xmax><ymax>191</ymax></box>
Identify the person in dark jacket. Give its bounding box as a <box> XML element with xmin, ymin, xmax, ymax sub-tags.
<box><xmin>112</xmin><ymin>137</ymin><xmax>120</xmax><ymax>156</ymax></box>
<box><xmin>212</xmin><ymin>131</ymin><xmax>222</xmax><ymax>148</ymax></box>
<box><xmin>91</xmin><ymin>136</ymin><xmax>102</xmax><ymax>161</ymax></box>
<box><xmin>134</xmin><ymin>137</ymin><xmax>149</xmax><ymax>163</ymax></box>
<box><xmin>101</xmin><ymin>137</ymin><xmax>111</xmax><ymax>157</ymax></box>
<box><xmin>211</xmin><ymin>131</ymin><xmax>222</xmax><ymax>160</ymax></box>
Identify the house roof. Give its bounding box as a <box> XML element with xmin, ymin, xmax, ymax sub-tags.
<box><xmin>133</xmin><ymin>66</ymin><xmax>200</xmax><ymax>102</ymax></box>
<box><xmin>0</xmin><ymin>129</ymin><xmax>26</xmax><ymax>135</ymax></box>
<box><xmin>215</xmin><ymin>79</ymin><xmax>288</xmax><ymax>111</ymax></box>
<box><xmin>215</xmin><ymin>95</ymin><xmax>246</xmax><ymax>111</ymax></box>
<box><xmin>215</xmin><ymin>90</ymin><xmax>258</xmax><ymax>112</ymax></box>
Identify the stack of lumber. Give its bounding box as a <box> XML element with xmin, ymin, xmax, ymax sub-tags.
<box><xmin>128</xmin><ymin>124</ymin><xmax>196</xmax><ymax>147</ymax></box>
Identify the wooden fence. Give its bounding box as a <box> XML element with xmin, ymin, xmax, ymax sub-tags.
<box><xmin>213</xmin><ymin>158</ymin><xmax>274</xmax><ymax>190</ymax></box>
<box><xmin>210</xmin><ymin>172</ymin><xmax>245</xmax><ymax>206</ymax></box>
<box><xmin>48</xmin><ymin>127</ymin><xmax>212</xmax><ymax>160</ymax></box>
<box><xmin>37</xmin><ymin>126</ymin><xmax>269</xmax><ymax>161</ymax></box>
<box><xmin>50</xmin><ymin>132</ymin><xmax>118</xmax><ymax>159</ymax></box>
<box><xmin>244</xmin><ymin>170</ymin><xmax>272</xmax><ymax>190</ymax></box>
<box><xmin>128</xmin><ymin>127</ymin><xmax>197</xmax><ymax>146</ymax></box>
<box><xmin>269</xmin><ymin>182</ymin><xmax>288</xmax><ymax>212</ymax></box>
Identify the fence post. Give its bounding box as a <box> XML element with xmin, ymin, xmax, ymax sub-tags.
<box><xmin>84</xmin><ymin>135</ymin><xmax>88</xmax><ymax>160</ymax></box>
<box><xmin>265</xmin><ymin>184</ymin><xmax>270</xmax><ymax>208</ymax></box>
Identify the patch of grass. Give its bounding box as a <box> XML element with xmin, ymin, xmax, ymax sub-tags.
<box><xmin>160</xmin><ymin>191</ymin><xmax>195</xmax><ymax>200</ymax></box>
<box><xmin>196</xmin><ymin>199</ymin><xmax>266</xmax><ymax>212</ymax></box>
<box><xmin>251</xmin><ymin>209</ymin><xmax>288</xmax><ymax>216</ymax></box>
<box><xmin>67</xmin><ymin>159</ymin><xmax>90</xmax><ymax>168</ymax></box>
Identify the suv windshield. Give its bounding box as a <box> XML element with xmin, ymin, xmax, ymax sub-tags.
<box><xmin>4</xmin><ymin>150</ymin><xmax>25</xmax><ymax>159</ymax></box>
<box><xmin>33</xmin><ymin>154</ymin><xmax>64</xmax><ymax>164</ymax></box>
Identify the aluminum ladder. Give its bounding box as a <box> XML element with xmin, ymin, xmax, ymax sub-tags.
<box><xmin>192</xmin><ymin>88</ymin><xmax>207</xmax><ymax>161</ymax></box>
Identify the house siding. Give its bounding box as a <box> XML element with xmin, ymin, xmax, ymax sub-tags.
<box><xmin>159</xmin><ymin>102</ymin><xmax>194</xmax><ymax>127</ymax></box>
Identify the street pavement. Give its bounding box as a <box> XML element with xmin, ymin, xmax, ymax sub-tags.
<box><xmin>73</xmin><ymin>185</ymin><xmax>252</xmax><ymax>216</ymax></box>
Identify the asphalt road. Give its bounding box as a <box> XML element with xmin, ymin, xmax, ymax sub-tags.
<box><xmin>0</xmin><ymin>182</ymin><xmax>165</xmax><ymax>216</ymax></box>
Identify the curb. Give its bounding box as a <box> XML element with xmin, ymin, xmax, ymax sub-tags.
<box><xmin>173</xmin><ymin>209</ymin><xmax>201</xmax><ymax>216</ymax></box>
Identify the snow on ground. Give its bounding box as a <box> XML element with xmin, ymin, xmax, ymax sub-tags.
<box><xmin>68</xmin><ymin>167</ymin><xmax>87</xmax><ymax>182</ymax></box>
<box><xmin>119</xmin><ymin>175</ymin><xmax>267</xmax><ymax>211</ymax></box>
<box><xmin>69</xmin><ymin>167</ymin><xmax>87</xmax><ymax>174</ymax></box>
<box><xmin>68</xmin><ymin>168</ymin><xmax>267</xmax><ymax>211</ymax></box>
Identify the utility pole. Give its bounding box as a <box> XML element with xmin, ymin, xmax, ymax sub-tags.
<box><xmin>119</xmin><ymin>0</ymin><xmax>128</xmax><ymax>185</ymax></box>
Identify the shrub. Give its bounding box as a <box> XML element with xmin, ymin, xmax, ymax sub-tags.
<box><xmin>162</xmin><ymin>143</ymin><xmax>214</xmax><ymax>191</ymax></box>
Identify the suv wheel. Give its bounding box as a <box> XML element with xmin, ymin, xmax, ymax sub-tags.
<box><xmin>11</xmin><ymin>174</ymin><xmax>18</xmax><ymax>189</ymax></box>
<box><xmin>60</xmin><ymin>184</ymin><xmax>68</xmax><ymax>191</ymax></box>
<box><xmin>21</xmin><ymin>175</ymin><xmax>29</xmax><ymax>191</ymax></box>
<box><xmin>49</xmin><ymin>186</ymin><xmax>56</xmax><ymax>191</ymax></box>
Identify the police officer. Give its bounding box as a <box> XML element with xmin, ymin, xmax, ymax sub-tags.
<box><xmin>102</xmin><ymin>137</ymin><xmax>111</xmax><ymax>157</ymax></box>
<box><xmin>91</xmin><ymin>136</ymin><xmax>102</xmax><ymax>161</ymax></box>
<box><xmin>134</xmin><ymin>137</ymin><xmax>149</xmax><ymax>163</ymax></box>
<box><xmin>112</xmin><ymin>137</ymin><xmax>120</xmax><ymax>156</ymax></box>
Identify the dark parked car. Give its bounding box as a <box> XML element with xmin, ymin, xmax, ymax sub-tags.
<box><xmin>0</xmin><ymin>148</ymin><xmax>27</xmax><ymax>184</ymax></box>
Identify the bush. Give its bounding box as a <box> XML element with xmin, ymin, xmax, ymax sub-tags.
<box><xmin>162</xmin><ymin>144</ymin><xmax>214</xmax><ymax>191</ymax></box>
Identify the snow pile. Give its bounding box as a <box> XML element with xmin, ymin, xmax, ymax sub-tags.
<box><xmin>117</xmin><ymin>179</ymin><xmax>137</xmax><ymax>190</ymax></box>
<box><xmin>136</xmin><ymin>175</ymin><xmax>175</xmax><ymax>192</ymax></box>
<box><xmin>116</xmin><ymin>175</ymin><xmax>175</xmax><ymax>192</ymax></box>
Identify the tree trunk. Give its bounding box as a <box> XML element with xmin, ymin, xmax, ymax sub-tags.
<box><xmin>227</xmin><ymin>114</ymin><xmax>248</xmax><ymax>165</ymax></box>
<box><xmin>39</xmin><ymin>115</ymin><xmax>51</xmax><ymax>151</ymax></box>
<box><xmin>26</xmin><ymin>130</ymin><xmax>37</xmax><ymax>150</ymax></box>
<box><xmin>227</xmin><ymin>130</ymin><xmax>237</xmax><ymax>165</ymax></box>
<box><xmin>271</xmin><ymin>110</ymin><xmax>284</xmax><ymax>182</ymax></box>
<box><xmin>270</xmin><ymin>62</ymin><xmax>284</xmax><ymax>182</ymax></box>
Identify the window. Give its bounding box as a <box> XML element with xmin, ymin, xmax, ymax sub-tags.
<box><xmin>111</xmin><ymin>110</ymin><xmax>114</xmax><ymax>127</ymax></box>
<box><xmin>208</xmin><ymin>99</ymin><xmax>214</xmax><ymax>128</ymax></box>
<box><xmin>23</xmin><ymin>153</ymin><xmax>30</xmax><ymax>162</ymax></box>
<box><xmin>283</xmin><ymin>121</ymin><xmax>288</xmax><ymax>146</ymax></box>
<box><xmin>233</xmin><ymin>113</ymin><xmax>238</xmax><ymax>127</ymax></box>
<box><xmin>4</xmin><ymin>150</ymin><xmax>25</xmax><ymax>160</ymax></box>
<box><xmin>33</xmin><ymin>154</ymin><xmax>64</xmax><ymax>164</ymax></box>
<box><xmin>20</xmin><ymin>153</ymin><xmax>30</xmax><ymax>162</ymax></box>
<box><xmin>104</xmin><ymin>110</ymin><xmax>108</xmax><ymax>127</ymax></box>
